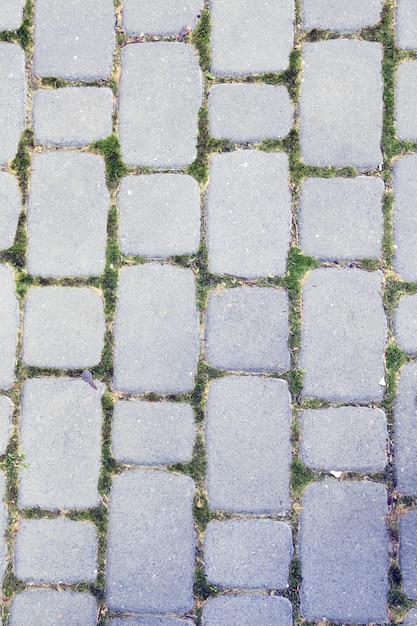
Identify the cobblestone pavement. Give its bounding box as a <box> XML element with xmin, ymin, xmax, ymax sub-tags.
<box><xmin>2</xmin><ymin>1</ymin><xmax>417</xmax><ymax>625</ymax></box>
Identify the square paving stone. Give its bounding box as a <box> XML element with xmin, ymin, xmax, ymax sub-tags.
<box><xmin>27</xmin><ymin>151</ymin><xmax>109</xmax><ymax>277</ymax></box>
<box><xmin>0</xmin><ymin>396</ymin><xmax>12</xmax><ymax>455</ymax></box>
<box><xmin>205</xmin><ymin>376</ymin><xmax>292</xmax><ymax>513</ymax></box>
<box><xmin>18</xmin><ymin>378</ymin><xmax>104</xmax><ymax>510</ymax></box>
<box><xmin>0</xmin><ymin>171</ymin><xmax>21</xmax><ymax>251</ymax></box>
<box><xmin>396</xmin><ymin>0</ymin><xmax>417</xmax><ymax>49</ymax></box>
<box><xmin>396</xmin><ymin>61</ymin><xmax>417</xmax><ymax>141</ymax></box>
<box><xmin>205</xmin><ymin>287</ymin><xmax>290</xmax><ymax>373</ymax></box>
<box><xmin>122</xmin><ymin>0</ymin><xmax>203</xmax><ymax>36</ymax></box>
<box><xmin>112</xmin><ymin>400</ymin><xmax>196</xmax><ymax>465</ymax></box>
<box><xmin>9</xmin><ymin>590</ymin><xmax>97</xmax><ymax>626</ymax></box>
<box><xmin>299</xmin><ymin>40</ymin><xmax>383</xmax><ymax>168</ymax></box>
<box><xmin>119</xmin><ymin>43</ymin><xmax>202</xmax><ymax>168</ymax></box>
<box><xmin>0</xmin><ymin>264</ymin><xmax>18</xmax><ymax>390</ymax></box>
<box><xmin>33</xmin><ymin>0</ymin><xmax>115</xmax><ymax>80</ymax></box>
<box><xmin>204</xmin><ymin>520</ymin><xmax>293</xmax><ymax>589</ymax></box>
<box><xmin>0</xmin><ymin>0</ymin><xmax>24</xmax><ymax>30</ymax></box>
<box><xmin>299</xmin><ymin>479</ymin><xmax>389</xmax><ymax>623</ymax></box>
<box><xmin>0</xmin><ymin>43</ymin><xmax>26</xmax><ymax>166</ymax></box>
<box><xmin>32</xmin><ymin>87</ymin><xmax>113</xmax><ymax>146</ymax></box>
<box><xmin>208</xmin><ymin>84</ymin><xmax>293</xmax><ymax>142</ymax></box>
<box><xmin>394</xmin><ymin>154</ymin><xmax>417</xmax><ymax>281</ymax></box>
<box><xmin>117</xmin><ymin>174</ymin><xmax>200</xmax><ymax>257</ymax></box>
<box><xmin>399</xmin><ymin>509</ymin><xmax>417</xmax><ymax>600</ymax></box>
<box><xmin>110</xmin><ymin>620</ymin><xmax>194</xmax><ymax>626</ymax></box>
<box><xmin>395</xmin><ymin>363</ymin><xmax>417</xmax><ymax>497</ymax></box>
<box><xmin>0</xmin><ymin>472</ymin><xmax>7</xmax><ymax>581</ymax></box>
<box><xmin>210</xmin><ymin>0</ymin><xmax>294</xmax><ymax>76</ymax></box>
<box><xmin>299</xmin><ymin>407</ymin><xmax>388</xmax><ymax>472</ymax></box>
<box><xmin>300</xmin><ymin>268</ymin><xmax>387</xmax><ymax>402</ymax></box>
<box><xmin>106</xmin><ymin>469</ymin><xmax>195</xmax><ymax>614</ymax></box>
<box><xmin>14</xmin><ymin>518</ymin><xmax>98</xmax><ymax>583</ymax></box>
<box><xmin>394</xmin><ymin>295</ymin><xmax>417</xmax><ymax>354</ymax></box>
<box><xmin>206</xmin><ymin>152</ymin><xmax>292</xmax><ymax>279</ymax></box>
<box><xmin>301</xmin><ymin>0</ymin><xmax>383</xmax><ymax>33</ymax></box>
<box><xmin>298</xmin><ymin>176</ymin><xmax>384</xmax><ymax>261</ymax></box>
<box><xmin>22</xmin><ymin>287</ymin><xmax>105</xmax><ymax>369</ymax></box>
<box><xmin>203</xmin><ymin>595</ymin><xmax>293</xmax><ymax>626</ymax></box>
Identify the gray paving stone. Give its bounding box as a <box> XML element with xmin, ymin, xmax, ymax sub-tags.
<box><xmin>203</xmin><ymin>595</ymin><xmax>293</xmax><ymax>626</ymax></box>
<box><xmin>298</xmin><ymin>176</ymin><xmax>384</xmax><ymax>261</ymax></box>
<box><xmin>22</xmin><ymin>287</ymin><xmax>105</xmax><ymax>368</ymax></box>
<box><xmin>299</xmin><ymin>479</ymin><xmax>389</xmax><ymax>623</ymax></box>
<box><xmin>33</xmin><ymin>0</ymin><xmax>115</xmax><ymax>80</ymax></box>
<box><xmin>27</xmin><ymin>151</ymin><xmax>109</xmax><ymax>277</ymax></box>
<box><xmin>18</xmin><ymin>378</ymin><xmax>103</xmax><ymax>509</ymax></box>
<box><xmin>210</xmin><ymin>0</ymin><xmax>294</xmax><ymax>76</ymax></box>
<box><xmin>0</xmin><ymin>472</ymin><xmax>7</xmax><ymax>582</ymax></box>
<box><xmin>9</xmin><ymin>590</ymin><xmax>97</xmax><ymax>626</ymax></box>
<box><xmin>394</xmin><ymin>295</ymin><xmax>417</xmax><ymax>354</ymax></box>
<box><xmin>110</xmin><ymin>620</ymin><xmax>194</xmax><ymax>626</ymax></box>
<box><xmin>0</xmin><ymin>0</ymin><xmax>25</xmax><ymax>30</ymax></box>
<box><xmin>204</xmin><ymin>519</ymin><xmax>293</xmax><ymax>589</ymax></box>
<box><xmin>301</xmin><ymin>0</ymin><xmax>383</xmax><ymax>33</ymax></box>
<box><xmin>0</xmin><ymin>171</ymin><xmax>20</xmax><ymax>251</ymax></box>
<box><xmin>32</xmin><ymin>87</ymin><xmax>113</xmax><ymax>146</ymax></box>
<box><xmin>14</xmin><ymin>518</ymin><xmax>98</xmax><ymax>583</ymax></box>
<box><xmin>396</xmin><ymin>62</ymin><xmax>417</xmax><ymax>141</ymax></box>
<box><xmin>106</xmin><ymin>469</ymin><xmax>195</xmax><ymax>613</ymax></box>
<box><xmin>112</xmin><ymin>400</ymin><xmax>196</xmax><ymax>465</ymax></box>
<box><xmin>206</xmin><ymin>152</ymin><xmax>292</xmax><ymax>279</ymax></box>
<box><xmin>399</xmin><ymin>509</ymin><xmax>417</xmax><ymax>600</ymax></box>
<box><xmin>208</xmin><ymin>84</ymin><xmax>293</xmax><ymax>142</ymax></box>
<box><xmin>395</xmin><ymin>363</ymin><xmax>417</xmax><ymax>497</ymax></box>
<box><xmin>119</xmin><ymin>43</ymin><xmax>202</xmax><ymax>168</ymax></box>
<box><xmin>205</xmin><ymin>287</ymin><xmax>290</xmax><ymax>373</ymax></box>
<box><xmin>299</xmin><ymin>40</ymin><xmax>383</xmax><ymax>168</ymax></box>
<box><xmin>396</xmin><ymin>0</ymin><xmax>417</xmax><ymax>49</ymax></box>
<box><xmin>205</xmin><ymin>376</ymin><xmax>291</xmax><ymax>513</ymax></box>
<box><xmin>0</xmin><ymin>396</ymin><xmax>12</xmax><ymax>455</ymax></box>
<box><xmin>404</xmin><ymin>609</ymin><xmax>417</xmax><ymax>626</ymax></box>
<box><xmin>0</xmin><ymin>264</ymin><xmax>18</xmax><ymax>390</ymax></box>
<box><xmin>0</xmin><ymin>43</ymin><xmax>26</xmax><ymax>166</ymax></box>
<box><xmin>300</xmin><ymin>268</ymin><xmax>387</xmax><ymax>402</ymax></box>
<box><xmin>113</xmin><ymin>263</ymin><xmax>199</xmax><ymax>394</ymax></box>
<box><xmin>117</xmin><ymin>174</ymin><xmax>200</xmax><ymax>257</ymax></box>
<box><xmin>122</xmin><ymin>0</ymin><xmax>203</xmax><ymax>36</ymax></box>
<box><xmin>299</xmin><ymin>407</ymin><xmax>388</xmax><ymax>472</ymax></box>
<box><xmin>394</xmin><ymin>154</ymin><xmax>417</xmax><ymax>281</ymax></box>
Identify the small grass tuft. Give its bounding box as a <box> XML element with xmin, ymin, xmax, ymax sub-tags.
<box><xmin>290</xmin><ymin>455</ymin><xmax>315</xmax><ymax>498</ymax></box>
<box><xmin>89</xmin><ymin>135</ymin><xmax>129</xmax><ymax>189</ymax></box>
<box><xmin>193</xmin><ymin>568</ymin><xmax>220</xmax><ymax>601</ymax></box>
<box><xmin>191</xmin><ymin>9</ymin><xmax>211</xmax><ymax>73</ymax></box>
<box><xmin>11</xmin><ymin>129</ymin><xmax>34</xmax><ymax>200</ymax></box>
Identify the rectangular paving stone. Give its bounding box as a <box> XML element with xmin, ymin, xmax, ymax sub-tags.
<box><xmin>301</xmin><ymin>0</ymin><xmax>383</xmax><ymax>33</ymax></box>
<box><xmin>0</xmin><ymin>396</ymin><xmax>12</xmax><ymax>455</ymax></box>
<box><xmin>300</xmin><ymin>268</ymin><xmax>387</xmax><ymax>402</ymax></box>
<box><xmin>394</xmin><ymin>295</ymin><xmax>417</xmax><ymax>354</ymax></box>
<box><xmin>18</xmin><ymin>378</ymin><xmax>103</xmax><ymax>510</ymax></box>
<box><xmin>393</xmin><ymin>154</ymin><xmax>417</xmax><ymax>281</ymax></box>
<box><xmin>395</xmin><ymin>363</ymin><xmax>417</xmax><ymax>497</ymax></box>
<box><xmin>106</xmin><ymin>469</ymin><xmax>195</xmax><ymax>614</ymax></box>
<box><xmin>396</xmin><ymin>62</ymin><xmax>417</xmax><ymax>141</ymax></box>
<box><xmin>0</xmin><ymin>472</ymin><xmax>7</xmax><ymax>582</ymax></box>
<box><xmin>396</xmin><ymin>0</ymin><xmax>417</xmax><ymax>49</ymax></box>
<box><xmin>9</xmin><ymin>590</ymin><xmax>97</xmax><ymax>626</ymax></box>
<box><xmin>113</xmin><ymin>264</ymin><xmax>199</xmax><ymax>394</ymax></box>
<box><xmin>206</xmin><ymin>152</ymin><xmax>292</xmax><ymax>278</ymax></box>
<box><xmin>119</xmin><ymin>43</ymin><xmax>202</xmax><ymax>168</ymax></box>
<box><xmin>110</xmin><ymin>620</ymin><xmax>195</xmax><ymax>626</ymax></box>
<box><xmin>205</xmin><ymin>376</ymin><xmax>292</xmax><ymax>513</ymax></box>
<box><xmin>0</xmin><ymin>0</ymin><xmax>25</xmax><ymax>30</ymax></box>
<box><xmin>299</xmin><ymin>480</ymin><xmax>389</xmax><ymax>623</ymax></box>
<box><xmin>122</xmin><ymin>0</ymin><xmax>203</xmax><ymax>36</ymax></box>
<box><xmin>0</xmin><ymin>171</ymin><xmax>21</xmax><ymax>251</ymax></box>
<box><xmin>0</xmin><ymin>265</ymin><xmax>18</xmax><ymax>390</ymax></box>
<box><xmin>203</xmin><ymin>595</ymin><xmax>293</xmax><ymax>626</ymax></box>
<box><xmin>299</xmin><ymin>40</ymin><xmax>383</xmax><ymax>168</ymax></box>
<box><xmin>0</xmin><ymin>43</ymin><xmax>26</xmax><ymax>166</ymax></box>
<box><xmin>399</xmin><ymin>509</ymin><xmax>417</xmax><ymax>600</ymax></box>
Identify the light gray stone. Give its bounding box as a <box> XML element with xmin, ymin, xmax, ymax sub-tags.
<box><xmin>0</xmin><ymin>0</ymin><xmax>25</xmax><ymax>30</ymax></box>
<box><xmin>27</xmin><ymin>151</ymin><xmax>109</xmax><ymax>277</ymax></box>
<box><xmin>404</xmin><ymin>609</ymin><xmax>417</xmax><ymax>626</ymax></box>
<box><xmin>396</xmin><ymin>62</ymin><xmax>417</xmax><ymax>141</ymax></box>
<box><xmin>206</xmin><ymin>152</ymin><xmax>292</xmax><ymax>278</ymax></box>
<box><xmin>0</xmin><ymin>265</ymin><xmax>18</xmax><ymax>390</ymax></box>
<box><xmin>299</xmin><ymin>480</ymin><xmax>389</xmax><ymax>623</ymax></box>
<box><xmin>300</xmin><ymin>269</ymin><xmax>387</xmax><ymax>402</ymax></box>
<box><xmin>203</xmin><ymin>595</ymin><xmax>293</xmax><ymax>626</ymax></box>
<box><xmin>210</xmin><ymin>0</ymin><xmax>294</xmax><ymax>76</ymax></box>
<box><xmin>0</xmin><ymin>43</ymin><xmax>26</xmax><ymax>166</ymax></box>
<box><xmin>0</xmin><ymin>171</ymin><xmax>20</xmax><ymax>251</ymax></box>
<box><xmin>110</xmin><ymin>620</ymin><xmax>194</xmax><ymax>626</ymax></box>
<box><xmin>18</xmin><ymin>378</ymin><xmax>103</xmax><ymax>509</ymax></box>
<box><xmin>119</xmin><ymin>43</ymin><xmax>202</xmax><ymax>168</ymax></box>
<box><xmin>33</xmin><ymin>0</ymin><xmax>115</xmax><ymax>80</ymax></box>
<box><xmin>0</xmin><ymin>396</ymin><xmax>12</xmax><ymax>455</ymax></box>
<box><xmin>106</xmin><ymin>469</ymin><xmax>195</xmax><ymax>613</ymax></box>
<box><xmin>122</xmin><ymin>0</ymin><xmax>203</xmax><ymax>36</ymax></box>
<box><xmin>0</xmin><ymin>472</ymin><xmax>7</xmax><ymax>581</ymax></box>
<box><xmin>394</xmin><ymin>295</ymin><xmax>417</xmax><ymax>354</ymax></box>
<box><xmin>117</xmin><ymin>174</ymin><xmax>200</xmax><ymax>257</ymax></box>
<box><xmin>205</xmin><ymin>376</ymin><xmax>292</xmax><ymax>513</ymax></box>
<box><xmin>299</xmin><ymin>40</ymin><xmax>383</xmax><ymax>168</ymax></box>
<box><xmin>113</xmin><ymin>264</ymin><xmax>199</xmax><ymax>394</ymax></box>
<box><xmin>22</xmin><ymin>287</ymin><xmax>105</xmax><ymax>368</ymax></box>
<box><xmin>300</xmin><ymin>407</ymin><xmax>388</xmax><ymax>472</ymax></box>
<box><xmin>301</xmin><ymin>0</ymin><xmax>383</xmax><ymax>33</ymax></box>
<box><xmin>208</xmin><ymin>84</ymin><xmax>293</xmax><ymax>142</ymax></box>
<box><xmin>204</xmin><ymin>520</ymin><xmax>293</xmax><ymax>588</ymax></box>
<box><xmin>9</xmin><ymin>590</ymin><xmax>97</xmax><ymax>626</ymax></box>
<box><xmin>298</xmin><ymin>176</ymin><xmax>384</xmax><ymax>261</ymax></box>
<box><xmin>14</xmin><ymin>518</ymin><xmax>98</xmax><ymax>583</ymax></box>
<box><xmin>396</xmin><ymin>0</ymin><xmax>417</xmax><ymax>49</ymax></box>
<box><xmin>395</xmin><ymin>363</ymin><xmax>417</xmax><ymax>497</ymax></box>
<box><xmin>112</xmin><ymin>400</ymin><xmax>196</xmax><ymax>465</ymax></box>
<box><xmin>32</xmin><ymin>87</ymin><xmax>113</xmax><ymax>146</ymax></box>
<box><xmin>394</xmin><ymin>154</ymin><xmax>417</xmax><ymax>281</ymax></box>
<box><xmin>205</xmin><ymin>287</ymin><xmax>290</xmax><ymax>372</ymax></box>
<box><xmin>399</xmin><ymin>509</ymin><xmax>417</xmax><ymax>600</ymax></box>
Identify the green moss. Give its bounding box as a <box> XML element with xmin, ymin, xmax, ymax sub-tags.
<box><xmin>10</xmin><ymin>129</ymin><xmax>34</xmax><ymax>200</ymax></box>
<box><xmin>359</xmin><ymin>258</ymin><xmax>380</xmax><ymax>271</ymax></box>
<box><xmin>382</xmin><ymin>342</ymin><xmax>407</xmax><ymax>420</ymax></box>
<box><xmin>290</xmin><ymin>455</ymin><xmax>315</xmax><ymax>497</ymax></box>
<box><xmin>194</xmin><ymin>568</ymin><xmax>220</xmax><ymax>601</ymax></box>
<box><xmin>89</xmin><ymin>135</ymin><xmax>129</xmax><ymax>189</ymax></box>
<box><xmin>0</xmin><ymin>214</ymin><xmax>27</xmax><ymax>269</ymax></box>
<box><xmin>191</xmin><ymin>9</ymin><xmax>211</xmax><ymax>73</ymax></box>
<box><xmin>0</xmin><ymin>0</ymin><xmax>33</xmax><ymax>51</ymax></box>
<box><xmin>283</xmin><ymin>556</ymin><xmax>301</xmax><ymax>611</ymax></box>
<box><xmin>281</xmin><ymin>48</ymin><xmax>303</xmax><ymax>101</ymax></box>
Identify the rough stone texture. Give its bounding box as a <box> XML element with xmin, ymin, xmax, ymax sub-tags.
<box><xmin>0</xmin><ymin>0</ymin><xmax>25</xmax><ymax>30</ymax></box>
<box><xmin>0</xmin><ymin>473</ymin><xmax>7</xmax><ymax>581</ymax></box>
<box><xmin>396</xmin><ymin>0</ymin><xmax>417</xmax><ymax>49</ymax></box>
<box><xmin>112</xmin><ymin>400</ymin><xmax>196</xmax><ymax>465</ymax></box>
<box><xmin>27</xmin><ymin>151</ymin><xmax>109</xmax><ymax>277</ymax></box>
<box><xmin>113</xmin><ymin>264</ymin><xmax>199</xmax><ymax>394</ymax></box>
<box><xmin>203</xmin><ymin>595</ymin><xmax>293</xmax><ymax>626</ymax></box>
<box><xmin>396</xmin><ymin>62</ymin><xmax>417</xmax><ymax>141</ymax></box>
<box><xmin>208</xmin><ymin>84</ymin><xmax>293</xmax><ymax>142</ymax></box>
<box><xmin>22</xmin><ymin>287</ymin><xmax>105</xmax><ymax>368</ymax></box>
<box><xmin>0</xmin><ymin>171</ymin><xmax>21</xmax><ymax>251</ymax></box>
<box><xmin>300</xmin><ymin>269</ymin><xmax>387</xmax><ymax>402</ymax></box>
<box><xmin>206</xmin><ymin>152</ymin><xmax>292</xmax><ymax>279</ymax></box>
<box><xmin>0</xmin><ymin>396</ymin><xmax>12</xmax><ymax>455</ymax></box>
<box><xmin>205</xmin><ymin>376</ymin><xmax>292</xmax><ymax>513</ymax></box>
<box><xmin>122</xmin><ymin>0</ymin><xmax>203</xmax><ymax>36</ymax></box>
<box><xmin>110</xmin><ymin>620</ymin><xmax>194</xmax><ymax>626</ymax></box>
<box><xmin>32</xmin><ymin>87</ymin><xmax>113</xmax><ymax>146</ymax></box>
<box><xmin>14</xmin><ymin>518</ymin><xmax>98</xmax><ymax>583</ymax></box>
<box><xmin>299</xmin><ymin>40</ymin><xmax>383</xmax><ymax>168</ymax></box>
<box><xmin>117</xmin><ymin>174</ymin><xmax>200</xmax><ymax>257</ymax></box>
<box><xmin>299</xmin><ymin>480</ymin><xmax>389</xmax><ymax>623</ymax></box>
<box><xmin>9</xmin><ymin>590</ymin><xmax>97</xmax><ymax>626</ymax></box>
<box><xmin>300</xmin><ymin>407</ymin><xmax>388</xmax><ymax>472</ymax></box>
<box><xmin>33</xmin><ymin>0</ymin><xmax>115</xmax><ymax>80</ymax></box>
<box><xmin>119</xmin><ymin>43</ymin><xmax>202</xmax><ymax>168</ymax></box>
<box><xmin>106</xmin><ymin>469</ymin><xmax>195</xmax><ymax>614</ymax></box>
<box><xmin>404</xmin><ymin>609</ymin><xmax>417</xmax><ymax>626</ymax></box>
<box><xmin>393</xmin><ymin>154</ymin><xmax>417</xmax><ymax>281</ymax></box>
<box><xmin>205</xmin><ymin>287</ymin><xmax>290</xmax><ymax>373</ymax></box>
<box><xmin>0</xmin><ymin>43</ymin><xmax>26</xmax><ymax>166</ymax></box>
<box><xmin>399</xmin><ymin>509</ymin><xmax>417</xmax><ymax>600</ymax></box>
<box><xmin>204</xmin><ymin>519</ymin><xmax>293</xmax><ymax>588</ymax></box>
<box><xmin>394</xmin><ymin>295</ymin><xmax>417</xmax><ymax>354</ymax></box>
<box><xmin>301</xmin><ymin>0</ymin><xmax>383</xmax><ymax>33</ymax></box>
<box><xmin>18</xmin><ymin>378</ymin><xmax>103</xmax><ymax>510</ymax></box>
<box><xmin>298</xmin><ymin>176</ymin><xmax>384</xmax><ymax>261</ymax></box>
<box><xmin>395</xmin><ymin>363</ymin><xmax>417</xmax><ymax>497</ymax></box>
<box><xmin>0</xmin><ymin>265</ymin><xmax>18</xmax><ymax>390</ymax></box>
<box><xmin>210</xmin><ymin>0</ymin><xmax>294</xmax><ymax>76</ymax></box>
